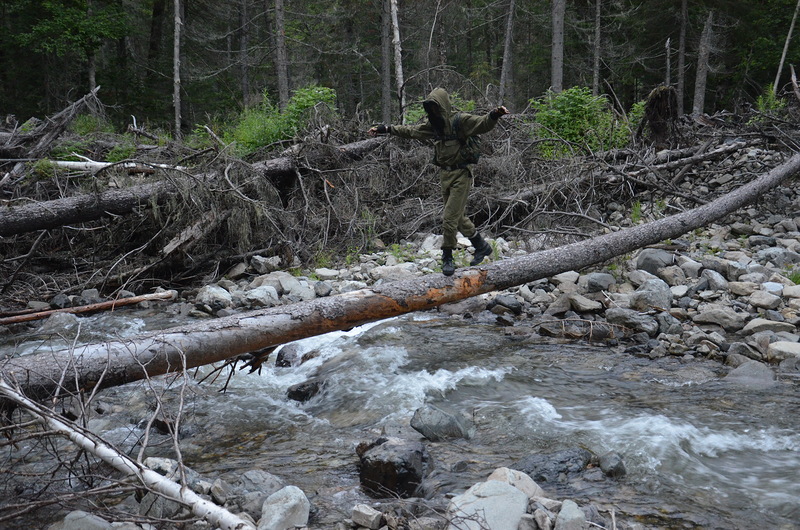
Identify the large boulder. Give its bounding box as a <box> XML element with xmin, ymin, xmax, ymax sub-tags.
<box><xmin>357</xmin><ymin>437</ymin><xmax>431</xmax><ymax>498</ymax></box>
<box><xmin>411</xmin><ymin>405</ymin><xmax>475</xmax><ymax>441</ymax></box>
<box><xmin>446</xmin><ymin>480</ymin><xmax>528</xmax><ymax>530</ymax></box>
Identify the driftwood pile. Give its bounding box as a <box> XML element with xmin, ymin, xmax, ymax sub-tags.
<box><xmin>1</xmin><ymin>89</ymin><xmax>799</xmax><ymax>316</ymax></box>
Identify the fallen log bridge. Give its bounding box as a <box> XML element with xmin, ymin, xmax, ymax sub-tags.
<box><xmin>3</xmin><ymin>153</ymin><xmax>800</xmax><ymax>404</ymax></box>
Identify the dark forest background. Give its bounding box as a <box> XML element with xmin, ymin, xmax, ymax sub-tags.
<box><xmin>1</xmin><ymin>0</ymin><xmax>798</xmax><ymax>131</ymax></box>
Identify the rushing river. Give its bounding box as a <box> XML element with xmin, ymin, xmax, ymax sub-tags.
<box><xmin>3</xmin><ymin>308</ymin><xmax>800</xmax><ymax>529</ymax></box>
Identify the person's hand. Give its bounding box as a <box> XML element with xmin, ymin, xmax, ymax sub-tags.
<box><xmin>369</xmin><ymin>124</ymin><xmax>389</xmax><ymax>136</ymax></box>
<box><xmin>490</xmin><ymin>106</ymin><xmax>509</xmax><ymax>120</ymax></box>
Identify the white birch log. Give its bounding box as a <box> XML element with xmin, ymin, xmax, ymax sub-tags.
<box><xmin>0</xmin><ymin>379</ymin><xmax>255</xmax><ymax>530</ymax></box>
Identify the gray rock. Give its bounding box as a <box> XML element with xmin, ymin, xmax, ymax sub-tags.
<box><xmin>486</xmin><ymin>467</ymin><xmax>545</xmax><ymax>499</ymax></box>
<box><xmin>767</xmin><ymin>341</ymin><xmax>800</xmax><ymax>362</ymax></box>
<box><xmin>599</xmin><ymin>452</ymin><xmax>626</xmax><ymax>478</ymax></box>
<box><xmin>569</xmin><ymin>293</ymin><xmax>603</xmax><ymax>312</ymax></box>
<box><xmin>314</xmin><ymin>281</ymin><xmax>333</xmax><ymax>297</ymax></box>
<box><xmin>636</xmin><ymin>248</ymin><xmax>674</xmax><ymax>275</ymax></box>
<box><xmin>629</xmin><ymin>278</ymin><xmax>672</xmax><ymax>312</ymax></box>
<box><xmin>727</xmin><ymin>342</ymin><xmax>763</xmax><ymax>361</ymax></box>
<box><xmin>657</xmin><ymin>265</ymin><xmax>686</xmax><ymax>286</ymax></box>
<box><xmin>581</xmin><ymin>272</ymin><xmax>616</xmax><ymax>292</ymax></box>
<box><xmin>239</xmin><ymin>469</ymin><xmax>285</xmax><ymax>495</ymax></box>
<box><xmin>446</xmin><ymin>480</ymin><xmax>528</xmax><ymax>530</ymax></box>
<box><xmin>728</xmin><ymin>281</ymin><xmax>759</xmax><ymax>296</ymax></box>
<box><xmin>627</xmin><ymin>269</ymin><xmax>659</xmax><ymax>287</ymax></box>
<box><xmin>724</xmin><ymin>360</ymin><xmax>776</xmax><ymax>389</ymax></box>
<box><xmin>251</xmin><ymin>255</ymin><xmax>282</xmax><ymax>274</ymax></box>
<box><xmin>314</xmin><ymin>267</ymin><xmax>340</xmax><ymax>280</ymax></box>
<box><xmin>195</xmin><ymin>284</ymin><xmax>233</xmax><ymax>310</ymax></box>
<box><xmin>605</xmin><ymin>307</ymin><xmax>659</xmax><ymax>337</ymax></box>
<box><xmin>258</xmin><ymin>486</ymin><xmax>310</xmax><ymax>530</ymax></box>
<box><xmin>748</xmin><ymin>290</ymin><xmax>782</xmax><ymax>310</ymax></box>
<box><xmin>494</xmin><ymin>294</ymin><xmax>523</xmax><ymax>315</ymax></box>
<box><xmin>692</xmin><ymin>305</ymin><xmax>747</xmax><ymax>332</ymax></box>
<box><xmin>554</xmin><ymin>499</ymin><xmax>587</xmax><ymax>530</ymax></box>
<box><xmin>756</xmin><ymin>247</ymin><xmax>800</xmax><ymax>267</ymax></box>
<box><xmin>411</xmin><ymin>405</ymin><xmax>475</xmax><ymax>441</ymax></box>
<box><xmin>741</xmin><ymin>318</ymin><xmax>796</xmax><ymax>335</ymax></box>
<box><xmin>139</xmin><ymin>492</ymin><xmax>182</xmax><ymax>519</ymax></box>
<box><xmin>60</xmin><ymin>510</ymin><xmax>113</xmax><ymax>530</ymax></box>
<box><xmin>701</xmin><ymin>269</ymin><xmax>728</xmax><ymax>291</ymax></box>
<box><xmin>245</xmin><ymin>285</ymin><xmax>280</xmax><ymax>307</ymax></box>
<box><xmin>358</xmin><ymin>437</ymin><xmax>430</xmax><ymax>498</ymax></box>
<box><xmin>352</xmin><ymin>504</ymin><xmax>383</xmax><ymax>530</ymax></box>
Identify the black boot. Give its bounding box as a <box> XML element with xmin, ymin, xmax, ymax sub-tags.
<box><xmin>469</xmin><ymin>233</ymin><xmax>493</xmax><ymax>266</ymax></box>
<box><xmin>441</xmin><ymin>248</ymin><xmax>456</xmax><ymax>276</ymax></box>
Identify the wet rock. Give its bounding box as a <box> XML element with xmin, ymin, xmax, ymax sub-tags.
<box><xmin>257</xmin><ymin>486</ymin><xmax>310</xmax><ymax>530</ymax></box>
<box><xmin>598</xmin><ymin>451</ymin><xmax>626</xmax><ymax>478</ymax></box>
<box><xmin>357</xmin><ymin>437</ymin><xmax>431</xmax><ymax>498</ymax></box>
<box><xmin>275</xmin><ymin>343</ymin><xmax>303</xmax><ymax>367</ymax></box>
<box><xmin>239</xmin><ymin>469</ymin><xmax>285</xmax><ymax>494</ymax></box>
<box><xmin>724</xmin><ymin>360</ymin><xmax>777</xmax><ymax>389</ymax></box>
<box><xmin>514</xmin><ymin>448</ymin><xmax>593</xmax><ymax>484</ymax></box>
<box><xmin>287</xmin><ymin>378</ymin><xmax>325</xmax><ymax>402</ymax></box>
<box><xmin>544</xmin><ymin>294</ymin><xmax>573</xmax><ymax>316</ymax></box>
<box><xmin>410</xmin><ymin>405</ymin><xmax>475</xmax><ymax>441</ymax></box>
<box><xmin>446</xmin><ymin>480</ymin><xmax>528</xmax><ymax>530</ymax></box>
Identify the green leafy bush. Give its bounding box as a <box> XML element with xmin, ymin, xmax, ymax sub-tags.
<box><xmin>106</xmin><ymin>141</ymin><xmax>136</xmax><ymax>162</ymax></box>
<box><xmin>530</xmin><ymin>87</ymin><xmax>633</xmax><ymax>159</ymax></box>
<box><xmin>226</xmin><ymin>85</ymin><xmax>337</xmax><ymax>156</ymax></box>
<box><xmin>71</xmin><ymin>114</ymin><xmax>114</xmax><ymax>135</ymax></box>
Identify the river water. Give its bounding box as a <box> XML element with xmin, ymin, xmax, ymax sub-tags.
<box><xmin>3</xmin><ymin>308</ymin><xmax>800</xmax><ymax>529</ymax></box>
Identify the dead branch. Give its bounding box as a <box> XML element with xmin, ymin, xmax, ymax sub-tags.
<box><xmin>0</xmin><ymin>290</ymin><xmax>177</xmax><ymax>325</ymax></box>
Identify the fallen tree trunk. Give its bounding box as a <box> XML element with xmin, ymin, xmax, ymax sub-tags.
<box><xmin>0</xmin><ymin>138</ymin><xmax>385</xmax><ymax>238</ymax></box>
<box><xmin>3</xmin><ymin>153</ymin><xmax>800</xmax><ymax>404</ymax></box>
<box><xmin>0</xmin><ymin>179</ymin><xmax>177</xmax><ymax>237</ymax></box>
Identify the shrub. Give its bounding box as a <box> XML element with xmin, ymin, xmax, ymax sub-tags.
<box><xmin>530</xmin><ymin>87</ymin><xmax>633</xmax><ymax>159</ymax></box>
<box><xmin>226</xmin><ymin>85</ymin><xmax>337</xmax><ymax>156</ymax></box>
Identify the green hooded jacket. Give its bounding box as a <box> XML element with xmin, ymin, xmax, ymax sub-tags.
<box><xmin>389</xmin><ymin>88</ymin><xmax>500</xmax><ymax>169</ymax></box>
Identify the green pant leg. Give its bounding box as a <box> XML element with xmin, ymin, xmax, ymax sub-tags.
<box><xmin>440</xmin><ymin>168</ymin><xmax>476</xmax><ymax>249</ymax></box>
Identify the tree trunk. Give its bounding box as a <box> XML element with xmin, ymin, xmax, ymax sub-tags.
<box><xmin>591</xmin><ymin>0</ymin><xmax>601</xmax><ymax>96</ymax></box>
<box><xmin>274</xmin><ymin>0</ymin><xmax>290</xmax><ymax>111</ymax></box>
<box><xmin>389</xmin><ymin>0</ymin><xmax>407</xmax><ymax>123</ymax></box>
<box><xmin>692</xmin><ymin>10</ymin><xmax>714</xmax><ymax>115</ymax></box>
<box><xmin>665</xmin><ymin>38</ymin><xmax>671</xmax><ymax>87</ymax></box>
<box><xmin>147</xmin><ymin>0</ymin><xmax>167</xmax><ymax>70</ymax></box>
<box><xmin>5</xmin><ymin>153</ymin><xmax>800</xmax><ymax>404</ymax></box>
<box><xmin>381</xmin><ymin>0</ymin><xmax>392</xmax><ymax>123</ymax></box>
<box><xmin>0</xmin><ymin>138</ymin><xmax>384</xmax><ymax>237</ymax></box>
<box><xmin>173</xmin><ymin>0</ymin><xmax>183</xmax><ymax>139</ymax></box>
<box><xmin>774</xmin><ymin>0</ymin><xmax>800</xmax><ymax>94</ymax></box>
<box><xmin>551</xmin><ymin>0</ymin><xmax>566</xmax><ymax>92</ymax></box>
<box><xmin>499</xmin><ymin>0</ymin><xmax>515</xmax><ymax>105</ymax></box>
<box><xmin>240</xmin><ymin>0</ymin><xmax>250</xmax><ymax>107</ymax></box>
<box><xmin>677</xmin><ymin>0</ymin><xmax>687</xmax><ymax>115</ymax></box>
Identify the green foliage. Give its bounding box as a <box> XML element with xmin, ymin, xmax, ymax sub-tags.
<box><xmin>106</xmin><ymin>141</ymin><xmax>136</xmax><ymax>163</ymax></box>
<box><xmin>630</xmin><ymin>201</ymin><xmax>643</xmax><ymax>224</ymax></box>
<box><xmin>530</xmin><ymin>87</ymin><xmax>632</xmax><ymax>159</ymax></box>
<box><xmin>70</xmin><ymin>114</ymin><xmax>114</xmax><ymax>135</ymax></box>
<box><xmin>225</xmin><ymin>85</ymin><xmax>337</xmax><ymax>156</ymax></box>
<box><xmin>16</xmin><ymin>0</ymin><xmax>129</xmax><ymax>58</ymax></box>
<box><xmin>50</xmin><ymin>139</ymin><xmax>91</xmax><ymax>161</ymax></box>
<box><xmin>755</xmin><ymin>85</ymin><xmax>786</xmax><ymax>114</ymax></box>
<box><xmin>388</xmin><ymin>243</ymin><xmax>415</xmax><ymax>263</ymax></box>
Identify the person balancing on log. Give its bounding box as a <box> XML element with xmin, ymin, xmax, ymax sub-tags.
<box><xmin>369</xmin><ymin>88</ymin><xmax>509</xmax><ymax>276</ymax></box>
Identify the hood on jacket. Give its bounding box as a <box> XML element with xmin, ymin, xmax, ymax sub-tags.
<box><xmin>423</xmin><ymin>87</ymin><xmax>452</xmax><ymax>117</ymax></box>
